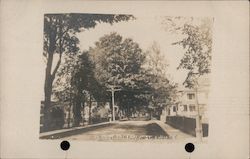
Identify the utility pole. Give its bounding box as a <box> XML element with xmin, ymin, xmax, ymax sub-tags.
<box><xmin>89</xmin><ymin>95</ymin><xmax>92</xmax><ymax>125</ymax></box>
<box><xmin>68</xmin><ymin>86</ymin><xmax>73</xmax><ymax>128</ymax></box>
<box><xmin>108</xmin><ymin>85</ymin><xmax>121</xmax><ymax>121</ymax></box>
<box><xmin>68</xmin><ymin>92</ymin><xmax>71</xmax><ymax>128</ymax></box>
<box><xmin>195</xmin><ymin>80</ymin><xmax>203</xmax><ymax>142</ymax></box>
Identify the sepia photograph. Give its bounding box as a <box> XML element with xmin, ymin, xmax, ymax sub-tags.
<box><xmin>39</xmin><ymin>13</ymin><xmax>213</xmax><ymax>142</ymax></box>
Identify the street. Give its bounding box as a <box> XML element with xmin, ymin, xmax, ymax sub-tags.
<box><xmin>63</xmin><ymin>120</ymin><xmax>170</xmax><ymax>141</ymax></box>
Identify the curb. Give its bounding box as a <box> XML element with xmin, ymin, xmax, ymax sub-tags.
<box><xmin>39</xmin><ymin>122</ymin><xmax>114</xmax><ymax>139</ymax></box>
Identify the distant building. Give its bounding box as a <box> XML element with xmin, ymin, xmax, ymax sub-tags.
<box><xmin>83</xmin><ymin>101</ymin><xmax>112</xmax><ymax>123</ymax></box>
<box><xmin>163</xmin><ymin>75</ymin><xmax>210</xmax><ymax>124</ymax></box>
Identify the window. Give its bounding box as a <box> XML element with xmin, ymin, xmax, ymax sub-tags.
<box><xmin>187</xmin><ymin>93</ymin><xmax>195</xmax><ymax>100</ymax></box>
<box><xmin>173</xmin><ymin>106</ymin><xmax>176</xmax><ymax>112</ymax></box>
<box><xmin>189</xmin><ymin>105</ymin><xmax>196</xmax><ymax>111</ymax></box>
<box><xmin>183</xmin><ymin>105</ymin><xmax>187</xmax><ymax>111</ymax></box>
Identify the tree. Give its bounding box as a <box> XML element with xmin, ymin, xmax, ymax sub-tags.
<box><xmin>54</xmin><ymin>51</ymin><xmax>108</xmax><ymax>126</ymax></box>
<box><xmin>162</xmin><ymin>17</ymin><xmax>213</xmax><ymax>88</ymax></box>
<box><xmin>43</xmin><ymin>13</ymin><xmax>134</xmax><ymax>130</ymax></box>
<box><xmin>89</xmin><ymin>33</ymin><xmax>150</xmax><ymax>116</ymax></box>
<box><xmin>53</xmin><ymin>54</ymin><xmax>82</xmax><ymax>127</ymax></box>
<box><xmin>72</xmin><ymin>51</ymin><xmax>107</xmax><ymax>125</ymax></box>
<box><xmin>144</xmin><ymin>42</ymin><xmax>177</xmax><ymax>117</ymax></box>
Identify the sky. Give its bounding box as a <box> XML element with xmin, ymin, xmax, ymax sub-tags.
<box><xmin>76</xmin><ymin>15</ymin><xmax>189</xmax><ymax>86</ymax></box>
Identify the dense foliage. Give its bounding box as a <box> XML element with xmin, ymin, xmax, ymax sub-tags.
<box><xmin>43</xmin><ymin>13</ymin><xmax>134</xmax><ymax>128</ymax></box>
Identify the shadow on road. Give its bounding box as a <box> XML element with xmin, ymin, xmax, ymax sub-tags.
<box><xmin>145</xmin><ymin>123</ymin><xmax>169</xmax><ymax>137</ymax></box>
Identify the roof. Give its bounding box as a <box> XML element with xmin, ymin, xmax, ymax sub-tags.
<box><xmin>177</xmin><ymin>74</ymin><xmax>210</xmax><ymax>92</ymax></box>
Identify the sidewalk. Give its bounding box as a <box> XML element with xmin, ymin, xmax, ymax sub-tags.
<box><xmin>155</xmin><ymin>120</ymin><xmax>194</xmax><ymax>140</ymax></box>
<box><xmin>39</xmin><ymin>122</ymin><xmax>114</xmax><ymax>139</ymax></box>
<box><xmin>155</xmin><ymin>120</ymin><xmax>209</xmax><ymax>143</ymax></box>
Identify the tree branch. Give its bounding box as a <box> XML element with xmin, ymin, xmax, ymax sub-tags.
<box><xmin>52</xmin><ymin>53</ymin><xmax>62</xmax><ymax>81</ymax></box>
<box><xmin>51</xmin><ymin>19</ymin><xmax>66</xmax><ymax>81</ymax></box>
<box><xmin>52</xmin><ymin>35</ymin><xmax>64</xmax><ymax>80</ymax></box>
<box><xmin>56</xmin><ymin>27</ymin><xmax>69</xmax><ymax>42</ymax></box>
<box><xmin>183</xmin><ymin>71</ymin><xmax>200</xmax><ymax>88</ymax></box>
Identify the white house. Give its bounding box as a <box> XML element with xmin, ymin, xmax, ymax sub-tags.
<box><xmin>164</xmin><ymin>75</ymin><xmax>210</xmax><ymax>124</ymax></box>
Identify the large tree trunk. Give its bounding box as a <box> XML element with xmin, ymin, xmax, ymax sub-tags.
<box><xmin>43</xmin><ymin>52</ymin><xmax>54</xmax><ymax>131</ymax></box>
<box><xmin>43</xmin><ymin>31</ymin><xmax>57</xmax><ymax>131</ymax></box>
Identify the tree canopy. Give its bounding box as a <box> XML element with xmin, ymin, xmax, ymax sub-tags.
<box><xmin>162</xmin><ymin>17</ymin><xmax>213</xmax><ymax>88</ymax></box>
<box><xmin>43</xmin><ymin>13</ymin><xmax>134</xmax><ymax>84</ymax></box>
<box><xmin>86</xmin><ymin>33</ymin><xmax>177</xmax><ymax>114</ymax></box>
<box><xmin>144</xmin><ymin>42</ymin><xmax>177</xmax><ymax>111</ymax></box>
<box><xmin>89</xmin><ymin>33</ymin><xmax>149</xmax><ymax>111</ymax></box>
